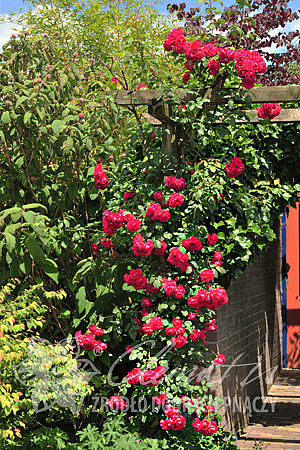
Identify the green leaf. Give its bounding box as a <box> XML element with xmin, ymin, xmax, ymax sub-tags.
<box><xmin>23</xmin><ymin>203</ymin><xmax>48</xmax><ymax>212</ymax></box>
<box><xmin>15</xmin><ymin>96</ymin><xmax>28</xmax><ymax>108</ymax></box>
<box><xmin>23</xmin><ymin>211</ymin><xmax>37</xmax><ymax>224</ymax></box>
<box><xmin>63</xmin><ymin>136</ymin><xmax>74</xmax><ymax>151</ymax></box>
<box><xmin>25</xmin><ymin>235</ymin><xmax>46</xmax><ymax>265</ymax></box>
<box><xmin>1</xmin><ymin>111</ymin><xmax>10</xmax><ymax>124</ymax></box>
<box><xmin>36</xmin><ymin>106</ymin><xmax>45</xmax><ymax>120</ymax></box>
<box><xmin>42</xmin><ymin>258</ymin><xmax>59</xmax><ymax>283</ymax></box>
<box><xmin>5</xmin><ymin>233</ymin><xmax>16</xmax><ymax>253</ymax></box>
<box><xmin>24</xmin><ymin>111</ymin><xmax>32</xmax><ymax>124</ymax></box>
<box><xmin>52</xmin><ymin>119</ymin><xmax>66</xmax><ymax>135</ymax></box>
<box><xmin>76</xmin><ymin>286</ymin><xmax>87</xmax><ymax>314</ymax></box>
<box><xmin>0</xmin><ymin>130</ymin><xmax>5</xmax><ymax>142</ymax></box>
<box><xmin>0</xmin><ymin>207</ymin><xmax>21</xmax><ymax>220</ymax></box>
<box><xmin>153</xmin><ymin>240</ymin><xmax>161</xmax><ymax>249</ymax></box>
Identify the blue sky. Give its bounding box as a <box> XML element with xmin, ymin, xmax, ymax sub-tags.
<box><xmin>2</xmin><ymin>0</ymin><xmax>299</xmax><ymax>15</ymax></box>
<box><xmin>0</xmin><ymin>0</ymin><xmax>300</xmax><ymax>15</ymax></box>
<box><xmin>0</xmin><ymin>0</ymin><xmax>30</xmax><ymax>14</ymax></box>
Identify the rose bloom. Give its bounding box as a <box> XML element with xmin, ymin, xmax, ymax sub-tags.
<box><xmin>256</xmin><ymin>103</ymin><xmax>281</xmax><ymax>119</ymax></box>
<box><xmin>187</xmin><ymin>312</ymin><xmax>197</xmax><ymax>320</ymax></box>
<box><xmin>200</xmin><ymin>269</ymin><xmax>215</xmax><ymax>284</ymax></box>
<box><xmin>225</xmin><ymin>156</ymin><xmax>245</xmax><ymax>178</ymax></box>
<box><xmin>106</xmin><ymin>396</ymin><xmax>127</xmax><ymax>410</ymax></box>
<box><xmin>167</xmin><ymin>193</ymin><xmax>184</xmax><ymax>208</ymax></box>
<box><xmin>100</xmin><ymin>237</ymin><xmax>113</xmax><ymax>249</ymax></box>
<box><xmin>164</xmin><ymin>176</ymin><xmax>186</xmax><ymax>191</ymax></box>
<box><xmin>91</xmin><ymin>243</ymin><xmax>99</xmax><ymax>254</ymax></box>
<box><xmin>182</xmin><ymin>235</ymin><xmax>203</xmax><ymax>251</ymax></box>
<box><xmin>123</xmin><ymin>192</ymin><xmax>135</xmax><ymax>201</ymax></box>
<box><xmin>207</xmin><ymin>59</ymin><xmax>219</xmax><ymax>76</ymax></box>
<box><xmin>171</xmin><ymin>335</ymin><xmax>187</xmax><ymax>347</ymax></box>
<box><xmin>88</xmin><ymin>324</ymin><xmax>104</xmax><ymax>336</ymax></box>
<box><xmin>214</xmin><ymin>354</ymin><xmax>225</xmax><ymax>365</ymax></box>
<box><xmin>207</xmin><ymin>233</ymin><xmax>218</xmax><ymax>246</ymax></box>
<box><xmin>153</xmin><ymin>191</ymin><xmax>164</xmax><ymax>204</ymax></box>
<box><xmin>204</xmin><ymin>319</ymin><xmax>217</xmax><ymax>332</ymax></box>
<box><xmin>137</xmin><ymin>83</ymin><xmax>149</xmax><ymax>90</ymax></box>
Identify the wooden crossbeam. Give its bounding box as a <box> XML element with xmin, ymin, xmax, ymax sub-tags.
<box><xmin>143</xmin><ymin>108</ymin><xmax>300</xmax><ymax>125</ymax></box>
<box><xmin>113</xmin><ymin>85</ymin><xmax>300</xmax><ymax>158</ymax></box>
<box><xmin>112</xmin><ymin>85</ymin><xmax>300</xmax><ymax>106</ymax></box>
<box><xmin>241</xmin><ymin>108</ymin><xmax>300</xmax><ymax>123</ymax></box>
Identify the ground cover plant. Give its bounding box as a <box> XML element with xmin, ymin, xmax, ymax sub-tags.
<box><xmin>0</xmin><ymin>0</ymin><xmax>299</xmax><ymax>448</ymax></box>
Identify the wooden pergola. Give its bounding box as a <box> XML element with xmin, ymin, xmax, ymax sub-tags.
<box><xmin>111</xmin><ymin>85</ymin><xmax>300</xmax><ymax>156</ymax></box>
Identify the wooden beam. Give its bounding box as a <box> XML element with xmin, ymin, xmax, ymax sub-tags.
<box><xmin>144</xmin><ymin>108</ymin><xmax>300</xmax><ymax>125</ymax></box>
<box><xmin>111</xmin><ymin>85</ymin><xmax>300</xmax><ymax>106</ymax></box>
<box><xmin>241</xmin><ymin>108</ymin><xmax>300</xmax><ymax>123</ymax></box>
<box><xmin>141</xmin><ymin>113</ymin><xmax>162</xmax><ymax>126</ymax></box>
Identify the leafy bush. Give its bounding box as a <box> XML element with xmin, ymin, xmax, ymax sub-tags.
<box><xmin>0</xmin><ymin>280</ymin><xmax>55</xmax><ymax>441</ymax></box>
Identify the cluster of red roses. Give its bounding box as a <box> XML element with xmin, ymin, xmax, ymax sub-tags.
<box><xmin>93</xmin><ymin>159</ymin><xmax>246</xmax><ymax>252</ymax></box>
<box><xmin>199</xmin><ymin>268</ymin><xmax>215</xmax><ymax>284</ymax></box>
<box><xmin>167</xmin><ymin>192</ymin><xmax>185</xmax><ymax>208</ymax></box>
<box><xmin>124</xmin><ymin>268</ymin><xmax>148</xmax><ymax>290</ymax></box>
<box><xmin>235</xmin><ymin>49</ymin><xmax>267</xmax><ymax>89</ymax></box>
<box><xmin>187</xmin><ymin>287</ymin><xmax>228</xmax><ymax>311</ymax></box>
<box><xmin>182</xmin><ymin>235</ymin><xmax>203</xmax><ymax>251</ymax></box>
<box><xmin>256</xmin><ymin>103</ymin><xmax>281</xmax><ymax>119</ymax></box>
<box><xmin>163</xmin><ymin>28</ymin><xmax>266</xmax><ymax>88</ymax></box>
<box><xmin>164</xmin><ymin>175</ymin><xmax>187</xmax><ymax>190</ymax></box>
<box><xmin>131</xmin><ymin>233</ymin><xmax>154</xmax><ymax>257</ymax></box>
<box><xmin>167</xmin><ymin>247</ymin><xmax>190</xmax><ymax>272</ymax></box>
<box><xmin>100</xmin><ymin>237</ymin><xmax>113</xmax><ymax>249</ymax></box>
<box><xmin>161</xmin><ymin>277</ymin><xmax>186</xmax><ymax>299</ymax></box>
<box><xmin>141</xmin><ymin>315</ymin><xmax>164</xmax><ymax>335</ymax></box>
<box><xmin>75</xmin><ymin>324</ymin><xmax>107</xmax><ymax>351</ymax></box>
<box><xmin>90</xmin><ymin>164</ymin><xmax>235</xmax><ymax>437</ymax></box>
<box><xmin>123</xmin><ymin>191</ymin><xmax>135</xmax><ymax>201</ymax></box>
<box><xmin>225</xmin><ymin>156</ymin><xmax>245</xmax><ymax>179</ymax></box>
<box><xmin>93</xmin><ymin>163</ymin><xmax>109</xmax><ymax>189</ymax></box>
<box><xmin>126</xmin><ymin>365</ymin><xmax>166</xmax><ymax>387</ymax></box>
<box><xmin>102</xmin><ymin>209</ymin><xmax>142</xmax><ymax>235</ymax></box>
<box><xmin>192</xmin><ymin>418</ymin><xmax>218</xmax><ymax>436</ymax></box>
<box><xmin>102</xmin><ymin>210</ymin><xmax>124</xmax><ymax>235</ymax></box>
<box><xmin>160</xmin><ymin>406</ymin><xmax>187</xmax><ymax>430</ymax></box>
<box><xmin>145</xmin><ymin>202</ymin><xmax>171</xmax><ymax>222</ymax></box>
<box><xmin>159</xmin><ymin>404</ymin><xmax>217</xmax><ymax>433</ymax></box>
<box><xmin>211</xmin><ymin>250</ymin><xmax>223</xmax><ymax>267</ymax></box>
<box><xmin>140</xmin><ymin>316</ymin><xmax>207</xmax><ymax>348</ymax></box>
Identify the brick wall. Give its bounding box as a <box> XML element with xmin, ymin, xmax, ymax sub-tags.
<box><xmin>206</xmin><ymin>227</ymin><xmax>283</xmax><ymax>433</ymax></box>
